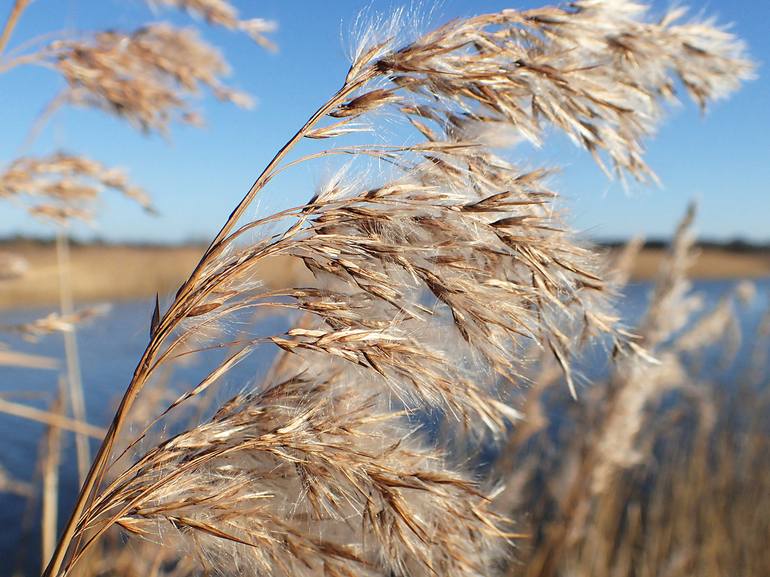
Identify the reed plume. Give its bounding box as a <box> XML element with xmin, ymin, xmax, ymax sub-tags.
<box><xmin>0</xmin><ymin>6</ymin><xmax>275</xmax><ymax>571</ymax></box>
<box><xmin>149</xmin><ymin>0</ymin><xmax>278</xmax><ymax>50</ymax></box>
<box><xmin>591</xmin><ymin>203</ymin><xmax>702</xmax><ymax>495</ymax></box>
<box><xmin>45</xmin><ymin>25</ymin><xmax>252</xmax><ymax>133</ymax></box>
<box><xmin>0</xmin><ymin>153</ymin><xmax>152</xmax><ymax>224</ymax></box>
<box><xmin>495</xmin><ymin>214</ymin><xmax>769</xmax><ymax>577</ymax></box>
<box><xmin>0</xmin><ymin>349</ymin><xmax>58</xmax><ymax>370</ymax></box>
<box><xmin>43</xmin><ymin>2</ymin><xmax>751</xmax><ymax>576</ymax></box>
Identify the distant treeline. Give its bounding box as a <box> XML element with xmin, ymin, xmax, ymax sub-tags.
<box><xmin>599</xmin><ymin>238</ymin><xmax>770</xmax><ymax>253</ymax></box>
<box><xmin>0</xmin><ymin>235</ymin><xmax>208</xmax><ymax>249</ymax></box>
<box><xmin>1</xmin><ymin>235</ymin><xmax>769</xmax><ymax>253</ymax></box>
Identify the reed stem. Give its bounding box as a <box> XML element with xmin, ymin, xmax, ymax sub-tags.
<box><xmin>56</xmin><ymin>230</ymin><xmax>91</xmax><ymax>487</ymax></box>
<box><xmin>0</xmin><ymin>0</ymin><xmax>29</xmax><ymax>56</ymax></box>
<box><xmin>0</xmin><ymin>397</ymin><xmax>105</xmax><ymax>439</ymax></box>
<box><xmin>41</xmin><ymin>382</ymin><xmax>65</xmax><ymax>570</ymax></box>
<box><xmin>43</xmin><ymin>78</ymin><xmax>363</xmax><ymax>577</ymax></box>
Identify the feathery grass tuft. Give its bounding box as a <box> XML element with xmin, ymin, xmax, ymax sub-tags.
<box><xmin>42</xmin><ymin>2</ymin><xmax>753</xmax><ymax>576</ymax></box>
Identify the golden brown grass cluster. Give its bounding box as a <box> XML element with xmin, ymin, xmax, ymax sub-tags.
<box><xmin>0</xmin><ymin>154</ymin><xmax>153</xmax><ymax>224</ymax></box>
<box><xmin>29</xmin><ymin>2</ymin><xmax>754</xmax><ymax>577</ymax></box>
<box><xmin>149</xmin><ymin>0</ymin><xmax>277</xmax><ymax>51</ymax></box>
<box><xmin>0</xmin><ymin>2</ymin><xmax>274</xmax><ymax>574</ymax></box>
<box><xmin>45</xmin><ymin>24</ymin><xmax>254</xmax><ymax>133</ymax></box>
<box><xmin>494</xmin><ymin>208</ymin><xmax>770</xmax><ymax>577</ymax></box>
<box><xmin>0</xmin><ymin>0</ymin><xmax>275</xmax><ymax>224</ymax></box>
<box><xmin>0</xmin><ymin>1</ymin><xmax>762</xmax><ymax>577</ymax></box>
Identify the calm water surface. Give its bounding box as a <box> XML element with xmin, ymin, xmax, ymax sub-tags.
<box><xmin>1</xmin><ymin>278</ymin><xmax>768</xmax><ymax>573</ymax></box>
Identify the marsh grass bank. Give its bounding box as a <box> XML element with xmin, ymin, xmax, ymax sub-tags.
<box><xmin>0</xmin><ymin>242</ymin><xmax>311</xmax><ymax>309</ymax></box>
<box><xmin>1</xmin><ymin>241</ymin><xmax>768</xmax><ymax>310</ymax></box>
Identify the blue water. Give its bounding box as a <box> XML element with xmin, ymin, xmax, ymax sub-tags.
<box><xmin>1</xmin><ymin>278</ymin><xmax>769</xmax><ymax>574</ymax></box>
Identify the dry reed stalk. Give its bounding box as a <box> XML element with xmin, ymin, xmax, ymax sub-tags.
<box><xmin>0</xmin><ymin>156</ymin><xmax>145</xmax><ymax>488</ymax></box>
<box><xmin>585</xmin><ymin>206</ymin><xmax>757</xmax><ymax>495</ymax></box>
<box><xmin>0</xmin><ymin>4</ymin><xmax>271</xmax><ymax>572</ymax></box>
<box><xmin>0</xmin><ymin>349</ymin><xmax>58</xmax><ymax>370</ymax></box>
<box><xmin>505</xmin><ymin>207</ymin><xmax>705</xmax><ymax>577</ymax></box>
<box><xmin>0</xmin><ymin>25</ymin><xmax>254</xmax><ymax>134</ymax></box>
<box><xmin>505</xmin><ymin>380</ymin><xmax>770</xmax><ymax>577</ymax></box>
<box><xmin>11</xmin><ymin>401</ymin><xmax>77</xmax><ymax>577</ymax></box>
<box><xmin>41</xmin><ymin>382</ymin><xmax>66</xmax><ymax>569</ymax></box>
<box><xmin>0</xmin><ymin>396</ymin><xmax>105</xmax><ymax>439</ymax></box>
<box><xmin>56</xmin><ymin>231</ymin><xmax>90</xmax><ymax>487</ymax></box>
<box><xmin>0</xmin><ymin>0</ymin><xmax>29</xmax><ymax>55</ymax></box>
<box><xmin>497</xmin><ymin>208</ymin><xmax>768</xmax><ymax>577</ymax></box>
<box><xmin>43</xmin><ymin>2</ymin><xmax>752</xmax><ymax>576</ymax></box>
<box><xmin>590</xmin><ymin>204</ymin><xmax>701</xmax><ymax>495</ymax></box>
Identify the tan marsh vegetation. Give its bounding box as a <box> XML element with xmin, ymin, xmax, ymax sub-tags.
<box><xmin>0</xmin><ymin>1</ymin><xmax>765</xmax><ymax>577</ymax></box>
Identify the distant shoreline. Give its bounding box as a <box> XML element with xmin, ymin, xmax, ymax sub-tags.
<box><xmin>1</xmin><ymin>241</ymin><xmax>768</xmax><ymax>310</ymax></box>
<box><xmin>0</xmin><ymin>242</ymin><xmax>310</xmax><ymax>311</ymax></box>
<box><xmin>617</xmin><ymin>246</ymin><xmax>770</xmax><ymax>282</ymax></box>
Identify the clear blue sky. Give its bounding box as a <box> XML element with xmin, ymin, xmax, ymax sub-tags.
<box><xmin>0</xmin><ymin>0</ymin><xmax>768</xmax><ymax>243</ymax></box>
